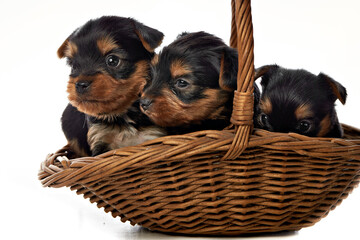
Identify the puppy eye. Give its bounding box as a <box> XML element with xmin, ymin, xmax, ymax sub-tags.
<box><xmin>259</xmin><ymin>113</ymin><xmax>269</xmax><ymax>126</ymax></box>
<box><xmin>298</xmin><ymin>120</ymin><xmax>312</xmax><ymax>133</ymax></box>
<box><xmin>106</xmin><ymin>55</ymin><xmax>120</xmax><ymax>67</ymax></box>
<box><xmin>175</xmin><ymin>79</ymin><xmax>190</xmax><ymax>89</ymax></box>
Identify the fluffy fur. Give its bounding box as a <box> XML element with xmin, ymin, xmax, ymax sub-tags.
<box><xmin>140</xmin><ymin>31</ymin><xmax>260</xmax><ymax>133</ymax></box>
<box><xmin>59</xmin><ymin>16</ymin><xmax>165</xmax><ymax>157</ymax></box>
<box><xmin>254</xmin><ymin>64</ymin><xmax>347</xmax><ymax>137</ymax></box>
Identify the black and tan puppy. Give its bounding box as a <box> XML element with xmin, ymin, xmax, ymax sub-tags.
<box><xmin>254</xmin><ymin>64</ymin><xmax>347</xmax><ymax>138</ymax></box>
<box><xmin>140</xmin><ymin>31</ymin><xmax>259</xmax><ymax>133</ymax></box>
<box><xmin>58</xmin><ymin>16</ymin><xmax>166</xmax><ymax>157</ymax></box>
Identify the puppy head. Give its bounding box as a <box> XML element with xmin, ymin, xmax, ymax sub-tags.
<box><xmin>255</xmin><ymin>64</ymin><xmax>347</xmax><ymax>137</ymax></box>
<box><xmin>57</xmin><ymin>16</ymin><xmax>164</xmax><ymax>118</ymax></box>
<box><xmin>140</xmin><ymin>31</ymin><xmax>238</xmax><ymax>127</ymax></box>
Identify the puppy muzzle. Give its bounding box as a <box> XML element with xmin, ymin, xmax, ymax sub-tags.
<box><xmin>75</xmin><ymin>80</ymin><xmax>91</xmax><ymax>94</ymax></box>
<box><xmin>140</xmin><ymin>98</ymin><xmax>152</xmax><ymax>111</ymax></box>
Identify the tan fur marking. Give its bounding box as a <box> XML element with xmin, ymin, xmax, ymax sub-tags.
<box><xmin>88</xmin><ymin>123</ymin><xmax>165</xmax><ymax>152</ymax></box>
<box><xmin>135</xmin><ymin>30</ymin><xmax>152</xmax><ymax>52</ymax></box>
<box><xmin>87</xmin><ymin>124</ymin><xmax>119</xmax><ymax>151</ymax></box>
<box><xmin>68</xmin><ymin>139</ymin><xmax>89</xmax><ymax>157</ymax></box>
<box><xmin>67</xmin><ymin>42</ymin><xmax>78</xmax><ymax>58</ymax></box>
<box><xmin>151</xmin><ymin>54</ymin><xmax>159</xmax><ymax>65</ymax></box>
<box><xmin>295</xmin><ymin>104</ymin><xmax>313</xmax><ymax>120</ymax></box>
<box><xmin>143</xmin><ymin>88</ymin><xmax>229</xmax><ymax>127</ymax></box>
<box><xmin>326</xmin><ymin>79</ymin><xmax>346</xmax><ymax>104</ymax></box>
<box><xmin>170</xmin><ymin>60</ymin><xmax>192</xmax><ymax>78</ymax></box>
<box><xmin>57</xmin><ymin>39</ymin><xmax>69</xmax><ymax>58</ymax></box>
<box><xmin>135</xmin><ymin>30</ymin><xmax>163</xmax><ymax>53</ymax></box>
<box><xmin>318</xmin><ymin>114</ymin><xmax>331</xmax><ymax>137</ymax></box>
<box><xmin>57</xmin><ymin>40</ymin><xmax>78</xmax><ymax>58</ymax></box>
<box><xmin>219</xmin><ymin>55</ymin><xmax>233</xmax><ymax>92</ymax></box>
<box><xmin>259</xmin><ymin>97</ymin><xmax>272</xmax><ymax>115</ymax></box>
<box><xmin>67</xmin><ymin>60</ymin><xmax>149</xmax><ymax>118</ymax></box>
<box><xmin>97</xmin><ymin>36</ymin><xmax>118</xmax><ymax>55</ymax></box>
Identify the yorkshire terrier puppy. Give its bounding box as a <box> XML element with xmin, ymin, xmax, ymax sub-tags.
<box><xmin>58</xmin><ymin>16</ymin><xmax>166</xmax><ymax>157</ymax></box>
<box><xmin>254</xmin><ymin>64</ymin><xmax>347</xmax><ymax>138</ymax></box>
<box><xmin>140</xmin><ymin>31</ymin><xmax>260</xmax><ymax>133</ymax></box>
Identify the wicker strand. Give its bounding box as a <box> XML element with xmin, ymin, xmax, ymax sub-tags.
<box><xmin>223</xmin><ymin>0</ymin><xmax>255</xmax><ymax>160</ymax></box>
<box><xmin>230</xmin><ymin>90</ymin><xmax>254</xmax><ymax>126</ymax></box>
<box><xmin>230</xmin><ymin>0</ymin><xmax>237</xmax><ymax>49</ymax></box>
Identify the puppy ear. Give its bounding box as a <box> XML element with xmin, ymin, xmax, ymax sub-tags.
<box><xmin>57</xmin><ymin>28</ymin><xmax>79</xmax><ymax>58</ymax></box>
<box><xmin>133</xmin><ymin>20</ymin><xmax>164</xmax><ymax>53</ymax></box>
<box><xmin>57</xmin><ymin>38</ymin><xmax>78</xmax><ymax>59</ymax></box>
<box><xmin>57</xmin><ymin>39</ymin><xmax>69</xmax><ymax>59</ymax></box>
<box><xmin>254</xmin><ymin>64</ymin><xmax>279</xmax><ymax>89</ymax></box>
<box><xmin>318</xmin><ymin>73</ymin><xmax>347</xmax><ymax>105</ymax></box>
<box><xmin>219</xmin><ymin>47</ymin><xmax>238</xmax><ymax>91</ymax></box>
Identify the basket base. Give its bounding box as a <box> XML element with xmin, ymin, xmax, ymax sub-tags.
<box><xmin>40</xmin><ymin>123</ymin><xmax>360</xmax><ymax>236</ymax></box>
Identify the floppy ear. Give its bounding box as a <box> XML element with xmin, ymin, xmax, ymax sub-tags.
<box><xmin>133</xmin><ymin>20</ymin><xmax>164</xmax><ymax>53</ymax></box>
<box><xmin>318</xmin><ymin>73</ymin><xmax>347</xmax><ymax>105</ymax></box>
<box><xmin>57</xmin><ymin>38</ymin><xmax>69</xmax><ymax>59</ymax></box>
<box><xmin>254</xmin><ymin>64</ymin><xmax>279</xmax><ymax>90</ymax></box>
<box><xmin>57</xmin><ymin>37</ymin><xmax>79</xmax><ymax>59</ymax></box>
<box><xmin>57</xmin><ymin>28</ymin><xmax>79</xmax><ymax>59</ymax></box>
<box><xmin>219</xmin><ymin>47</ymin><xmax>238</xmax><ymax>91</ymax></box>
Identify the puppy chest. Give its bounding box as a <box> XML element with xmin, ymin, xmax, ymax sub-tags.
<box><xmin>88</xmin><ymin>124</ymin><xmax>165</xmax><ymax>149</ymax></box>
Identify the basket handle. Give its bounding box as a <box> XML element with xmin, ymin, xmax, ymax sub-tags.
<box><xmin>223</xmin><ymin>0</ymin><xmax>255</xmax><ymax>160</ymax></box>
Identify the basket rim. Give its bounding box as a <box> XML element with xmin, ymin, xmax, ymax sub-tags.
<box><xmin>39</xmin><ymin>123</ymin><xmax>360</xmax><ymax>189</ymax></box>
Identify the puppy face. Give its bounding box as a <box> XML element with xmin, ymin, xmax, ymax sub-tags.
<box><xmin>254</xmin><ymin>65</ymin><xmax>347</xmax><ymax>137</ymax></box>
<box><xmin>140</xmin><ymin>32</ymin><xmax>239</xmax><ymax>127</ymax></box>
<box><xmin>57</xmin><ymin>16</ymin><xmax>164</xmax><ymax>118</ymax></box>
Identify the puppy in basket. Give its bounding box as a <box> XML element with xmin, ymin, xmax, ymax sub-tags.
<box><xmin>254</xmin><ymin>64</ymin><xmax>347</xmax><ymax>137</ymax></box>
<box><xmin>58</xmin><ymin>16</ymin><xmax>166</xmax><ymax>157</ymax></box>
<box><xmin>140</xmin><ymin>31</ymin><xmax>260</xmax><ymax>133</ymax></box>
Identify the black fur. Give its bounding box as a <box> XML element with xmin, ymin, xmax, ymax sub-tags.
<box><xmin>140</xmin><ymin>31</ymin><xmax>260</xmax><ymax>133</ymax></box>
<box><xmin>254</xmin><ymin>64</ymin><xmax>347</xmax><ymax>137</ymax></box>
<box><xmin>59</xmin><ymin>16</ymin><xmax>164</xmax><ymax>157</ymax></box>
<box><xmin>64</xmin><ymin>16</ymin><xmax>163</xmax><ymax>79</ymax></box>
<box><xmin>61</xmin><ymin>104</ymin><xmax>91</xmax><ymax>157</ymax></box>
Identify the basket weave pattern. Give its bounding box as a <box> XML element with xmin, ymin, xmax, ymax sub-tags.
<box><xmin>39</xmin><ymin>125</ymin><xmax>360</xmax><ymax>235</ymax></box>
<box><xmin>39</xmin><ymin>0</ymin><xmax>360</xmax><ymax>236</ymax></box>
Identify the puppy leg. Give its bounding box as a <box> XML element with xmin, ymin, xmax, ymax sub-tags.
<box><xmin>61</xmin><ymin>104</ymin><xmax>91</xmax><ymax>158</ymax></box>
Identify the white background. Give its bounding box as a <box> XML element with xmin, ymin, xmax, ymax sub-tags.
<box><xmin>0</xmin><ymin>0</ymin><xmax>359</xmax><ymax>239</ymax></box>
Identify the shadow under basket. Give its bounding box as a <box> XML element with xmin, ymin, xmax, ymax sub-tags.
<box><xmin>38</xmin><ymin>0</ymin><xmax>360</xmax><ymax>236</ymax></box>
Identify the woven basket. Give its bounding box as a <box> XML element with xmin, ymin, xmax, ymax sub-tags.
<box><xmin>39</xmin><ymin>0</ymin><xmax>360</xmax><ymax>236</ymax></box>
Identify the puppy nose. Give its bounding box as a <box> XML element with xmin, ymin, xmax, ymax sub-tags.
<box><xmin>140</xmin><ymin>98</ymin><xmax>152</xmax><ymax>111</ymax></box>
<box><xmin>75</xmin><ymin>81</ymin><xmax>91</xmax><ymax>94</ymax></box>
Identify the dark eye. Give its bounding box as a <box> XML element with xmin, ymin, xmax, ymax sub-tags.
<box><xmin>298</xmin><ymin>120</ymin><xmax>312</xmax><ymax>133</ymax></box>
<box><xmin>175</xmin><ymin>79</ymin><xmax>189</xmax><ymax>89</ymax></box>
<box><xmin>259</xmin><ymin>113</ymin><xmax>269</xmax><ymax>126</ymax></box>
<box><xmin>106</xmin><ymin>55</ymin><xmax>120</xmax><ymax>67</ymax></box>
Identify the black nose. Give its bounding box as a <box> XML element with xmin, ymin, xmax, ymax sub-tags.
<box><xmin>75</xmin><ymin>81</ymin><xmax>91</xmax><ymax>94</ymax></box>
<box><xmin>140</xmin><ymin>98</ymin><xmax>152</xmax><ymax>111</ymax></box>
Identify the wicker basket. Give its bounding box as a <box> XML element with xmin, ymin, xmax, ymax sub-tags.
<box><xmin>38</xmin><ymin>0</ymin><xmax>360</xmax><ymax>236</ymax></box>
